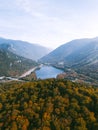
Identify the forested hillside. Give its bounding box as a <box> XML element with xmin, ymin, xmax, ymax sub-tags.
<box><xmin>0</xmin><ymin>79</ymin><xmax>98</xmax><ymax>130</ymax></box>
<box><xmin>0</xmin><ymin>46</ymin><xmax>37</xmax><ymax>77</ymax></box>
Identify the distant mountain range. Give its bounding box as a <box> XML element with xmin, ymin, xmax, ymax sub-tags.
<box><xmin>0</xmin><ymin>37</ymin><xmax>51</xmax><ymax>61</ymax></box>
<box><xmin>40</xmin><ymin>37</ymin><xmax>98</xmax><ymax>67</ymax></box>
<box><xmin>0</xmin><ymin>43</ymin><xmax>37</xmax><ymax>77</ymax></box>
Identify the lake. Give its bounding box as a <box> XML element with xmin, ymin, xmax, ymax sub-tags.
<box><xmin>35</xmin><ymin>66</ymin><xmax>63</xmax><ymax>79</ymax></box>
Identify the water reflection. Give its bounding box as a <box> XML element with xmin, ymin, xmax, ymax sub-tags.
<box><xmin>35</xmin><ymin>66</ymin><xmax>63</xmax><ymax>79</ymax></box>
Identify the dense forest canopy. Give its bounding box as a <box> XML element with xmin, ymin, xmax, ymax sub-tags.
<box><xmin>0</xmin><ymin>79</ymin><xmax>98</xmax><ymax>130</ymax></box>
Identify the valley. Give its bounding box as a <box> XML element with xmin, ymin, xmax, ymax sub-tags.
<box><xmin>0</xmin><ymin>37</ymin><xmax>98</xmax><ymax>130</ymax></box>
<box><xmin>0</xmin><ymin>37</ymin><xmax>98</xmax><ymax>85</ymax></box>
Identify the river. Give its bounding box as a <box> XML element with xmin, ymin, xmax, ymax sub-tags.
<box><xmin>35</xmin><ymin>65</ymin><xmax>63</xmax><ymax>79</ymax></box>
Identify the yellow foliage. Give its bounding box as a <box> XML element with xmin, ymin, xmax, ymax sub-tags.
<box><xmin>43</xmin><ymin>112</ymin><xmax>51</xmax><ymax>120</ymax></box>
<box><xmin>42</xmin><ymin>126</ymin><xmax>51</xmax><ymax>130</ymax></box>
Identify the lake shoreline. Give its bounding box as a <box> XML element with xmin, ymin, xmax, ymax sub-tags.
<box><xmin>0</xmin><ymin>64</ymin><xmax>64</xmax><ymax>82</ymax></box>
<box><xmin>35</xmin><ymin>65</ymin><xmax>64</xmax><ymax>79</ymax></box>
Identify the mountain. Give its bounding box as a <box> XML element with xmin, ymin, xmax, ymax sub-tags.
<box><xmin>40</xmin><ymin>37</ymin><xmax>98</xmax><ymax>67</ymax></box>
<box><xmin>0</xmin><ymin>37</ymin><xmax>51</xmax><ymax>61</ymax></box>
<box><xmin>0</xmin><ymin>44</ymin><xmax>37</xmax><ymax>77</ymax></box>
<box><xmin>40</xmin><ymin>37</ymin><xmax>98</xmax><ymax>84</ymax></box>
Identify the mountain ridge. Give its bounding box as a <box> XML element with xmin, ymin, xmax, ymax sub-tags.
<box><xmin>0</xmin><ymin>37</ymin><xmax>51</xmax><ymax>61</ymax></box>
<box><xmin>40</xmin><ymin>37</ymin><xmax>98</xmax><ymax>66</ymax></box>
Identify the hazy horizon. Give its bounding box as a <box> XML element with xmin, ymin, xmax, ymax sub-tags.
<box><xmin>0</xmin><ymin>0</ymin><xmax>98</xmax><ymax>48</ymax></box>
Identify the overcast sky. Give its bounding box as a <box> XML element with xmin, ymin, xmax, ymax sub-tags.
<box><xmin>0</xmin><ymin>0</ymin><xmax>98</xmax><ymax>48</ymax></box>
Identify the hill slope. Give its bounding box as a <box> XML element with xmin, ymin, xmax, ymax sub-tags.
<box><xmin>40</xmin><ymin>37</ymin><xmax>98</xmax><ymax>66</ymax></box>
<box><xmin>0</xmin><ymin>44</ymin><xmax>37</xmax><ymax>77</ymax></box>
<box><xmin>0</xmin><ymin>37</ymin><xmax>51</xmax><ymax>61</ymax></box>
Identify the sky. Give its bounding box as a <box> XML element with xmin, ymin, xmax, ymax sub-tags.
<box><xmin>0</xmin><ymin>0</ymin><xmax>98</xmax><ymax>48</ymax></box>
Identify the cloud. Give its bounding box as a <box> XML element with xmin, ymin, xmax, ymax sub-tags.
<box><xmin>16</xmin><ymin>0</ymin><xmax>46</xmax><ymax>18</ymax></box>
<box><xmin>17</xmin><ymin>0</ymin><xmax>32</xmax><ymax>13</ymax></box>
<box><xmin>1</xmin><ymin>0</ymin><xmax>98</xmax><ymax>48</ymax></box>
